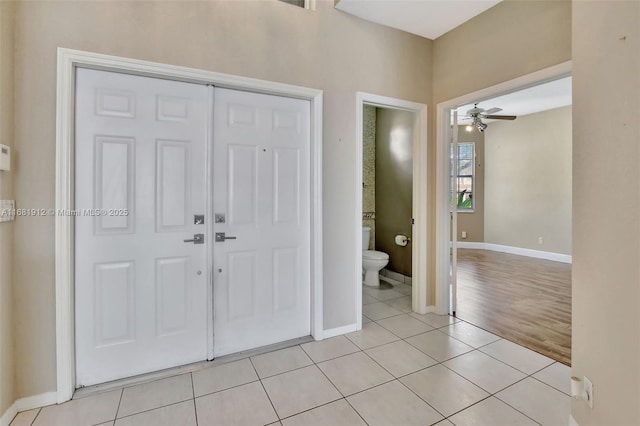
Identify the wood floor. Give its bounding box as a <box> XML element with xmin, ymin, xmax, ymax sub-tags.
<box><xmin>455</xmin><ymin>249</ymin><xmax>572</xmax><ymax>365</ymax></box>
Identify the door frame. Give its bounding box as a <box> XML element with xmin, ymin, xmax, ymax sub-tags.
<box><xmin>55</xmin><ymin>48</ymin><xmax>324</xmax><ymax>402</ymax></box>
<box><xmin>434</xmin><ymin>61</ymin><xmax>572</xmax><ymax>314</ymax></box>
<box><xmin>355</xmin><ymin>93</ymin><xmax>429</xmax><ymax>331</ymax></box>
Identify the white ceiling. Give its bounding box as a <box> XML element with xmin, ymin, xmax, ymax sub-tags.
<box><xmin>334</xmin><ymin>1</ymin><xmax>571</xmax><ymax>117</ymax></box>
<box><xmin>335</xmin><ymin>0</ymin><xmax>502</xmax><ymax>40</ymax></box>
<box><xmin>454</xmin><ymin>77</ymin><xmax>572</xmax><ymax>122</ymax></box>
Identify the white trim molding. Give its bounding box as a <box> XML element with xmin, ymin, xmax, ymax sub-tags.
<box><xmin>1</xmin><ymin>392</ymin><xmax>58</xmax><ymax>426</ymax></box>
<box><xmin>15</xmin><ymin>392</ymin><xmax>58</xmax><ymax>412</ymax></box>
<box><xmin>435</xmin><ymin>61</ymin><xmax>572</xmax><ymax>315</ymax></box>
<box><xmin>355</xmin><ymin>92</ymin><xmax>429</xmax><ymax>328</ymax></box>
<box><xmin>422</xmin><ymin>305</ymin><xmax>437</xmax><ymax>314</ymax></box>
<box><xmin>0</xmin><ymin>403</ymin><xmax>16</xmax><ymax>426</ymax></box>
<box><xmin>323</xmin><ymin>323</ymin><xmax>358</xmax><ymax>339</ymax></box>
<box><xmin>456</xmin><ymin>241</ymin><xmax>572</xmax><ymax>263</ymax></box>
<box><xmin>55</xmin><ymin>48</ymin><xmax>324</xmax><ymax>402</ymax></box>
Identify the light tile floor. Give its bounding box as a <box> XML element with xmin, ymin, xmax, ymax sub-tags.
<box><xmin>11</xmin><ymin>282</ymin><xmax>571</xmax><ymax>426</ymax></box>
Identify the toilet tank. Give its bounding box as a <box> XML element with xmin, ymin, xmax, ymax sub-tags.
<box><xmin>362</xmin><ymin>227</ymin><xmax>370</xmax><ymax>250</ymax></box>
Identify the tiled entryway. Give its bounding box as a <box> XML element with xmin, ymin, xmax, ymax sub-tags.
<box><xmin>10</xmin><ymin>282</ymin><xmax>571</xmax><ymax>426</ymax></box>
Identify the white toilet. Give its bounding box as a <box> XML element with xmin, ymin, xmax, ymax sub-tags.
<box><xmin>362</xmin><ymin>226</ymin><xmax>389</xmax><ymax>287</ymax></box>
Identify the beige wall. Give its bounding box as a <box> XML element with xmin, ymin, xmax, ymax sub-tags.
<box><xmin>456</xmin><ymin>126</ymin><xmax>485</xmax><ymax>243</ymax></box>
<box><xmin>572</xmin><ymin>1</ymin><xmax>640</xmax><ymax>424</ymax></box>
<box><xmin>432</xmin><ymin>0</ymin><xmax>572</xmax><ymax>103</ymax></box>
<box><xmin>375</xmin><ymin>108</ymin><xmax>414</xmax><ymax>277</ymax></box>
<box><xmin>431</xmin><ymin>0</ymin><xmax>572</xmax><ymax>303</ymax></box>
<box><xmin>12</xmin><ymin>2</ymin><xmax>637</xmax><ymax>420</ymax></box>
<box><xmin>484</xmin><ymin>106</ymin><xmax>572</xmax><ymax>255</ymax></box>
<box><xmin>10</xmin><ymin>0</ymin><xmax>432</xmax><ymax>398</ymax></box>
<box><xmin>0</xmin><ymin>0</ymin><xmax>16</xmax><ymax>417</ymax></box>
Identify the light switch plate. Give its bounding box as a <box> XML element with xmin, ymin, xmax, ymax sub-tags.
<box><xmin>0</xmin><ymin>200</ymin><xmax>15</xmax><ymax>222</ymax></box>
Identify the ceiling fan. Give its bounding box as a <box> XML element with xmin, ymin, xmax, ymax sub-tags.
<box><xmin>464</xmin><ymin>103</ymin><xmax>517</xmax><ymax>132</ymax></box>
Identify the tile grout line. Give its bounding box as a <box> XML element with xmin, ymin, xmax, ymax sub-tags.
<box><xmin>362</xmin><ymin>310</ymin><xmax>566</xmax><ymax>424</ymax></box>
<box><xmin>113</xmin><ymin>388</ymin><xmax>124</xmax><ymax>422</ymax></box>
<box><xmin>305</xmin><ymin>337</ymin><xmax>390</xmax><ymax>424</ymax></box>
<box><xmin>248</xmin><ymin>353</ymin><xmax>281</xmax><ymax>422</ymax></box>
<box><xmin>111</xmin><ymin>399</ymin><xmax>195</xmax><ymax>422</ymax></box>
<box><xmin>418</xmin><ymin>331</ymin><xmax>565</xmax><ymax>425</ymax></box>
<box><xmin>432</xmin><ymin>367</ymin><xmax>544</xmax><ymax>425</ymax></box>
<box><xmin>312</xmin><ymin>351</ymin><xmax>393</xmax><ymax>423</ymax></box>
<box><xmin>27</xmin><ymin>407</ymin><xmax>42</xmax><ymax>426</ymax></box>
<box><xmin>275</xmin><ymin>397</ymin><xmax>365</xmax><ymax>425</ymax></box>
<box><xmin>272</xmin><ymin>355</ymin><xmax>345</xmax><ymax>421</ymax></box>
<box><xmin>193</xmin><ymin>374</ymin><xmax>262</xmax><ymax>399</ymax></box>
<box><xmin>190</xmin><ymin>372</ymin><xmax>198</xmax><ymax>426</ymax></box>
<box><xmin>529</xmin><ymin>371</ymin><xmax>572</xmax><ymax>396</ymax></box>
<box><xmin>42</xmin><ymin>288</ymin><xmax>565</xmax><ymax>426</ymax></box>
<box><xmin>310</xmin><ymin>328</ymin><xmax>445</xmax><ymax>423</ymax></box>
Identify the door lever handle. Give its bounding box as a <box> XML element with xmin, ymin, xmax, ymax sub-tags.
<box><xmin>184</xmin><ymin>234</ymin><xmax>204</xmax><ymax>244</ymax></box>
<box><xmin>215</xmin><ymin>232</ymin><xmax>237</xmax><ymax>242</ymax></box>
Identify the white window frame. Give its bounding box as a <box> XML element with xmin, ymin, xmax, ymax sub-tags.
<box><xmin>452</xmin><ymin>142</ymin><xmax>476</xmax><ymax>213</ymax></box>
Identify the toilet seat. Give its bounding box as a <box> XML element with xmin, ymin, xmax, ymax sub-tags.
<box><xmin>363</xmin><ymin>250</ymin><xmax>389</xmax><ymax>260</ymax></box>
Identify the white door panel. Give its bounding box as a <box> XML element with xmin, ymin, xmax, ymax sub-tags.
<box><xmin>213</xmin><ymin>88</ymin><xmax>311</xmax><ymax>356</ymax></box>
<box><xmin>75</xmin><ymin>69</ymin><xmax>208</xmax><ymax>386</ymax></box>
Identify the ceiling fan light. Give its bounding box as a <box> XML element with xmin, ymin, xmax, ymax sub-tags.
<box><xmin>465</xmin><ymin>124</ymin><xmax>473</xmax><ymax>132</ymax></box>
<box><xmin>475</xmin><ymin>121</ymin><xmax>487</xmax><ymax>132</ymax></box>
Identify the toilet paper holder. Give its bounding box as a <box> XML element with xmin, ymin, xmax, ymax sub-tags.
<box><xmin>395</xmin><ymin>235</ymin><xmax>410</xmax><ymax>246</ymax></box>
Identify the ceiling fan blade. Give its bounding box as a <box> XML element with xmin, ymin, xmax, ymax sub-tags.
<box><xmin>484</xmin><ymin>114</ymin><xmax>517</xmax><ymax>120</ymax></box>
<box><xmin>484</xmin><ymin>107</ymin><xmax>502</xmax><ymax>114</ymax></box>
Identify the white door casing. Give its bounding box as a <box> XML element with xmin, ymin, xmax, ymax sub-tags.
<box><xmin>434</xmin><ymin>62</ymin><xmax>572</xmax><ymax>315</ymax></box>
<box><xmin>451</xmin><ymin>110</ymin><xmax>458</xmax><ymax>314</ymax></box>
<box><xmin>56</xmin><ymin>48</ymin><xmax>324</xmax><ymax>403</ymax></box>
<box><xmin>213</xmin><ymin>88</ymin><xmax>311</xmax><ymax>356</ymax></box>
<box><xmin>75</xmin><ymin>68</ymin><xmax>209</xmax><ymax>386</ymax></box>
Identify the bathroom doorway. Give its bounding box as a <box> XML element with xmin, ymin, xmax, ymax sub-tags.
<box><xmin>354</xmin><ymin>93</ymin><xmax>428</xmax><ymax>331</ymax></box>
<box><xmin>363</xmin><ymin>105</ymin><xmax>413</xmax><ymax>276</ymax></box>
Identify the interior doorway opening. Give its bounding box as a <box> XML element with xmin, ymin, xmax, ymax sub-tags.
<box><xmin>361</xmin><ymin>105</ymin><xmax>415</xmax><ymax>320</ymax></box>
<box><xmin>436</xmin><ymin>62</ymin><xmax>573</xmax><ymax>364</ymax></box>
<box><xmin>354</xmin><ymin>93</ymin><xmax>428</xmax><ymax>331</ymax></box>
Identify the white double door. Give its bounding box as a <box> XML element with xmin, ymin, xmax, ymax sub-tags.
<box><xmin>75</xmin><ymin>68</ymin><xmax>310</xmax><ymax>386</ymax></box>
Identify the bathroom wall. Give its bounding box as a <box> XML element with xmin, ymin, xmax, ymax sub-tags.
<box><xmin>362</xmin><ymin>105</ymin><xmax>376</xmax><ymax>250</ymax></box>
<box><xmin>456</xmin><ymin>125</ymin><xmax>485</xmax><ymax>242</ymax></box>
<box><xmin>375</xmin><ymin>108</ymin><xmax>414</xmax><ymax>277</ymax></box>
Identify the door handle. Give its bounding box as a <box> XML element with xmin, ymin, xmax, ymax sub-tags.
<box><xmin>215</xmin><ymin>232</ymin><xmax>237</xmax><ymax>242</ymax></box>
<box><xmin>184</xmin><ymin>234</ymin><xmax>204</xmax><ymax>244</ymax></box>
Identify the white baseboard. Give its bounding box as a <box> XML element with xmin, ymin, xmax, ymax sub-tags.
<box><xmin>323</xmin><ymin>323</ymin><xmax>357</xmax><ymax>339</ymax></box>
<box><xmin>456</xmin><ymin>242</ymin><xmax>486</xmax><ymax>250</ymax></box>
<box><xmin>456</xmin><ymin>241</ymin><xmax>572</xmax><ymax>264</ymax></box>
<box><xmin>15</xmin><ymin>391</ymin><xmax>58</xmax><ymax>412</ymax></box>
<box><xmin>414</xmin><ymin>305</ymin><xmax>437</xmax><ymax>315</ymax></box>
<box><xmin>1</xmin><ymin>391</ymin><xmax>57</xmax><ymax>426</ymax></box>
<box><xmin>0</xmin><ymin>402</ymin><xmax>17</xmax><ymax>426</ymax></box>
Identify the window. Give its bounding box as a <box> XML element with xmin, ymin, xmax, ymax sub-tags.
<box><xmin>451</xmin><ymin>142</ymin><xmax>475</xmax><ymax>211</ymax></box>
